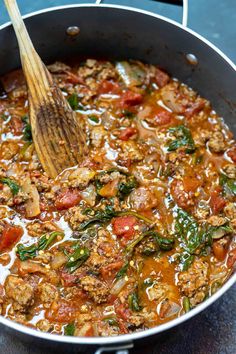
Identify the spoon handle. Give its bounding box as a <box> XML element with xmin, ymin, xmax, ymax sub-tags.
<box><xmin>4</xmin><ymin>0</ymin><xmax>51</xmax><ymax>96</ymax></box>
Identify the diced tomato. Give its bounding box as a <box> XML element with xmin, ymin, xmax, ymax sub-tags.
<box><xmin>120</xmin><ymin>90</ymin><xmax>143</xmax><ymax>108</ymax></box>
<box><xmin>170</xmin><ymin>179</ymin><xmax>190</xmax><ymax>210</ymax></box>
<box><xmin>98</xmin><ymin>80</ymin><xmax>121</xmax><ymax>95</ymax></box>
<box><xmin>154</xmin><ymin>68</ymin><xmax>170</xmax><ymax>88</ymax></box>
<box><xmin>46</xmin><ymin>300</ymin><xmax>77</xmax><ymax>322</ymax></box>
<box><xmin>0</xmin><ymin>224</ymin><xmax>23</xmax><ymax>252</ymax></box>
<box><xmin>112</xmin><ymin>216</ymin><xmax>137</xmax><ymax>239</ymax></box>
<box><xmin>100</xmin><ymin>261</ymin><xmax>124</xmax><ymax>280</ymax></box>
<box><xmin>65</xmin><ymin>71</ymin><xmax>84</xmax><ymax>84</ymax></box>
<box><xmin>212</xmin><ymin>241</ymin><xmax>228</xmax><ymax>261</ymax></box>
<box><xmin>115</xmin><ymin>303</ymin><xmax>131</xmax><ymax>321</ymax></box>
<box><xmin>227</xmin><ymin>248</ymin><xmax>236</xmax><ymax>268</ymax></box>
<box><xmin>182</xmin><ymin>176</ymin><xmax>201</xmax><ymax>193</ymax></box>
<box><xmin>61</xmin><ymin>270</ymin><xmax>78</xmax><ymax>287</ymax></box>
<box><xmin>10</xmin><ymin>116</ymin><xmax>24</xmax><ymax>135</ymax></box>
<box><xmin>84</xmin><ymin>325</ymin><xmax>94</xmax><ymax>337</ymax></box>
<box><xmin>227</xmin><ymin>147</ymin><xmax>236</xmax><ymax>163</ymax></box>
<box><xmin>55</xmin><ymin>189</ymin><xmax>81</xmax><ymax>210</ymax></box>
<box><xmin>151</xmin><ymin>106</ymin><xmax>173</xmax><ymax>126</ymax></box>
<box><xmin>185</xmin><ymin>99</ymin><xmax>206</xmax><ymax>119</ymax></box>
<box><xmin>118</xmin><ymin>319</ymin><xmax>129</xmax><ymax>334</ymax></box>
<box><xmin>99</xmin><ymin>179</ymin><xmax>119</xmax><ymax>198</ymax></box>
<box><xmin>210</xmin><ymin>187</ymin><xmax>226</xmax><ymax>214</ymax></box>
<box><xmin>119</xmin><ymin>127</ymin><xmax>137</xmax><ymax>141</ymax></box>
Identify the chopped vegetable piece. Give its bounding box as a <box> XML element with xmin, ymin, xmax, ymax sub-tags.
<box><xmin>66</xmin><ymin>244</ymin><xmax>90</xmax><ymax>273</ymax></box>
<box><xmin>0</xmin><ymin>178</ymin><xmax>20</xmax><ymax>196</ymax></box>
<box><xmin>168</xmin><ymin>125</ymin><xmax>196</xmax><ymax>153</ymax></box>
<box><xmin>0</xmin><ymin>225</ymin><xmax>23</xmax><ymax>252</ymax></box>
<box><xmin>64</xmin><ymin>323</ymin><xmax>75</xmax><ymax>336</ymax></box>
<box><xmin>115</xmin><ymin>261</ymin><xmax>129</xmax><ymax>279</ymax></box>
<box><xmin>220</xmin><ymin>173</ymin><xmax>236</xmax><ymax>196</ymax></box>
<box><xmin>183</xmin><ymin>297</ymin><xmax>191</xmax><ymax>312</ymax></box>
<box><xmin>16</xmin><ymin>231</ymin><xmax>63</xmax><ymax>261</ymax></box>
<box><xmin>103</xmin><ymin>317</ymin><xmax>119</xmax><ymax>327</ymax></box>
<box><xmin>128</xmin><ymin>292</ymin><xmax>142</xmax><ymax>312</ymax></box>
<box><xmin>116</xmin><ymin>61</ymin><xmax>144</xmax><ymax>87</ymax></box>
<box><xmin>67</xmin><ymin>93</ymin><xmax>79</xmax><ymax>110</ymax></box>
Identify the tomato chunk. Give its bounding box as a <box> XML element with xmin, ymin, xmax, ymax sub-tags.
<box><xmin>112</xmin><ymin>216</ymin><xmax>137</xmax><ymax>239</ymax></box>
<box><xmin>100</xmin><ymin>261</ymin><xmax>124</xmax><ymax>280</ymax></box>
<box><xmin>119</xmin><ymin>127</ymin><xmax>137</xmax><ymax>141</ymax></box>
<box><xmin>227</xmin><ymin>248</ymin><xmax>236</xmax><ymax>268</ymax></box>
<box><xmin>46</xmin><ymin>300</ymin><xmax>77</xmax><ymax>322</ymax></box>
<box><xmin>154</xmin><ymin>67</ymin><xmax>170</xmax><ymax>88</ymax></box>
<box><xmin>183</xmin><ymin>176</ymin><xmax>201</xmax><ymax>193</ymax></box>
<box><xmin>210</xmin><ymin>187</ymin><xmax>226</xmax><ymax>214</ymax></box>
<box><xmin>227</xmin><ymin>147</ymin><xmax>236</xmax><ymax>163</ymax></box>
<box><xmin>170</xmin><ymin>179</ymin><xmax>190</xmax><ymax>210</ymax></box>
<box><xmin>212</xmin><ymin>241</ymin><xmax>228</xmax><ymax>261</ymax></box>
<box><xmin>98</xmin><ymin>80</ymin><xmax>121</xmax><ymax>95</ymax></box>
<box><xmin>55</xmin><ymin>189</ymin><xmax>81</xmax><ymax>210</ymax></box>
<box><xmin>120</xmin><ymin>90</ymin><xmax>143</xmax><ymax>108</ymax></box>
<box><xmin>151</xmin><ymin>106</ymin><xmax>172</xmax><ymax>126</ymax></box>
<box><xmin>0</xmin><ymin>224</ymin><xmax>23</xmax><ymax>252</ymax></box>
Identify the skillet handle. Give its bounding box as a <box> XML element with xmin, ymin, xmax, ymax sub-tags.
<box><xmin>94</xmin><ymin>342</ymin><xmax>133</xmax><ymax>354</ymax></box>
<box><xmin>95</xmin><ymin>0</ymin><xmax>188</xmax><ymax>27</ymax></box>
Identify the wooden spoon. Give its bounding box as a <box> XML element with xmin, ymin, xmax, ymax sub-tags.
<box><xmin>4</xmin><ymin>0</ymin><xmax>88</xmax><ymax>178</ymax></box>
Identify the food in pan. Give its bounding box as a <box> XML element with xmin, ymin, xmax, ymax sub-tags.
<box><xmin>0</xmin><ymin>59</ymin><xmax>235</xmax><ymax>336</ymax></box>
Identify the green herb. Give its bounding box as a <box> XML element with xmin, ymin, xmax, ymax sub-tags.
<box><xmin>1</xmin><ymin>114</ymin><xmax>8</xmax><ymax>121</ymax></box>
<box><xmin>88</xmin><ymin>115</ymin><xmax>99</xmax><ymax>123</ymax></box>
<box><xmin>167</xmin><ymin>125</ymin><xmax>195</xmax><ymax>153</ymax></box>
<box><xmin>123</xmin><ymin>110</ymin><xmax>135</xmax><ymax>118</ymax></box>
<box><xmin>219</xmin><ymin>173</ymin><xmax>236</xmax><ymax>196</ymax></box>
<box><xmin>175</xmin><ymin>209</ymin><xmax>212</xmax><ymax>269</ymax></box>
<box><xmin>208</xmin><ymin>224</ymin><xmax>233</xmax><ymax>239</ymax></box>
<box><xmin>0</xmin><ymin>178</ymin><xmax>20</xmax><ymax>196</ymax></box>
<box><xmin>64</xmin><ymin>323</ymin><xmax>75</xmax><ymax>336</ymax></box>
<box><xmin>128</xmin><ymin>292</ymin><xmax>142</xmax><ymax>312</ymax></box>
<box><xmin>115</xmin><ymin>261</ymin><xmax>129</xmax><ymax>279</ymax></box>
<box><xmin>125</xmin><ymin>230</ymin><xmax>174</xmax><ymax>254</ymax></box>
<box><xmin>16</xmin><ymin>231</ymin><xmax>63</xmax><ymax>261</ymax></box>
<box><xmin>66</xmin><ymin>244</ymin><xmax>90</xmax><ymax>273</ymax></box>
<box><xmin>103</xmin><ymin>317</ymin><xmax>119</xmax><ymax>327</ymax></box>
<box><xmin>21</xmin><ymin>115</ymin><xmax>32</xmax><ymax>142</ymax></box>
<box><xmin>183</xmin><ymin>297</ymin><xmax>191</xmax><ymax>312</ymax></box>
<box><xmin>118</xmin><ymin>176</ymin><xmax>138</xmax><ymax>199</ymax></box>
<box><xmin>79</xmin><ymin>205</ymin><xmax>118</xmax><ymax>230</ymax></box>
<box><xmin>67</xmin><ymin>93</ymin><xmax>80</xmax><ymax>110</ymax></box>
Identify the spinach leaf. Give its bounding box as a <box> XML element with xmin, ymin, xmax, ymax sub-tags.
<box><xmin>64</xmin><ymin>323</ymin><xmax>75</xmax><ymax>336</ymax></box>
<box><xmin>22</xmin><ymin>115</ymin><xmax>32</xmax><ymax>142</ymax></box>
<box><xmin>128</xmin><ymin>292</ymin><xmax>142</xmax><ymax>312</ymax></box>
<box><xmin>115</xmin><ymin>261</ymin><xmax>129</xmax><ymax>279</ymax></box>
<box><xmin>208</xmin><ymin>224</ymin><xmax>233</xmax><ymax>239</ymax></box>
<box><xmin>17</xmin><ymin>231</ymin><xmax>64</xmax><ymax>261</ymax></box>
<box><xmin>118</xmin><ymin>176</ymin><xmax>138</xmax><ymax>199</ymax></box>
<box><xmin>66</xmin><ymin>244</ymin><xmax>90</xmax><ymax>273</ymax></box>
<box><xmin>88</xmin><ymin>115</ymin><xmax>99</xmax><ymax>123</ymax></box>
<box><xmin>219</xmin><ymin>173</ymin><xmax>236</xmax><ymax>196</ymax></box>
<box><xmin>79</xmin><ymin>205</ymin><xmax>118</xmax><ymax>230</ymax></box>
<box><xmin>175</xmin><ymin>208</ymin><xmax>212</xmax><ymax>269</ymax></box>
<box><xmin>103</xmin><ymin>317</ymin><xmax>119</xmax><ymax>327</ymax></box>
<box><xmin>67</xmin><ymin>93</ymin><xmax>78</xmax><ymax>110</ymax></box>
<box><xmin>0</xmin><ymin>178</ymin><xmax>20</xmax><ymax>196</ymax></box>
<box><xmin>168</xmin><ymin>125</ymin><xmax>195</xmax><ymax>153</ymax></box>
<box><xmin>125</xmin><ymin>230</ymin><xmax>174</xmax><ymax>254</ymax></box>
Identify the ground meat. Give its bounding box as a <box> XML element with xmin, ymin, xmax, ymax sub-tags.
<box><xmin>128</xmin><ymin>309</ymin><xmax>156</xmax><ymax>328</ymax></box>
<box><xmin>224</xmin><ymin>202</ymin><xmax>236</xmax><ymax>219</ymax></box>
<box><xmin>5</xmin><ymin>275</ymin><xmax>34</xmax><ymax>312</ymax></box>
<box><xmin>78</xmin><ymin>59</ymin><xmax>117</xmax><ymax>82</ymax></box>
<box><xmin>0</xmin><ymin>141</ymin><xmax>19</xmax><ymax>159</ymax></box>
<box><xmin>193</xmin><ymin>129</ymin><xmax>212</xmax><ymax>146</ymax></box>
<box><xmin>177</xmin><ymin>259</ymin><xmax>209</xmax><ymax>307</ymax></box>
<box><xmin>36</xmin><ymin>319</ymin><xmax>53</xmax><ymax>332</ymax></box>
<box><xmin>79</xmin><ymin>276</ymin><xmax>110</xmax><ymax>304</ymax></box>
<box><xmin>119</xmin><ymin>141</ymin><xmax>143</xmax><ymax>162</ymax></box>
<box><xmin>208</xmin><ymin>131</ymin><xmax>226</xmax><ymax>153</ymax></box>
<box><xmin>146</xmin><ymin>282</ymin><xmax>170</xmax><ymax>301</ymax></box>
<box><xmin>67</xmin><ymin>168</ymin><xmax>95</xmax><ymax>188</ymax></box>
<box><xmin>38</xmin><ymin>283</ymin><xmax>59</xmax><ymax>308</ymax></box>
<box><xmin>27</xmin><ymin>221</ymin><xmax>59</xmax><ymax>237</ymax></box>
<box><xmin>47</xmin><ymin>61</ymin><xmax>71</xmax><ymax>73</ymax></box>
<box><xmin>223</xmin><ymin>164</ymin><xmax>236</xmax><ymax>179</ymax></box>
<box><xmin>64</xmin><ymin>206</ymin><xmax>89</xmax><ymax>230</ymax></box>
<box><xmin>207</xmin><ymin>215</ymin><xmax>227</xmax><ymax>226</ymax></box>
<box><xmin>90</xmin><ymin>126</ymin><xmax>106</xmax><ymax>148</ymax></box>
<box><xmin>129</xmin><ymin>186</ymin><xmax>158</xmax><ymax>211</ymax></box>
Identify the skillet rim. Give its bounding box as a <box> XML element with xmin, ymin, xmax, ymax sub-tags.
<box><xmin>0</xmin><ymin>3</ymin><xmax>235</xmax><ymax>346</ymax></box>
